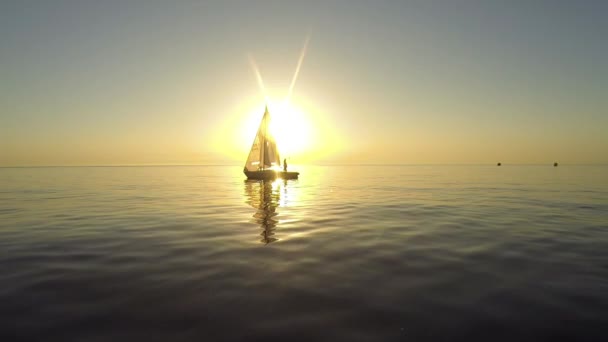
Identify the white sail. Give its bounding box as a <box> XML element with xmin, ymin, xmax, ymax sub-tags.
<box><xmin>245</xmin><ymin>107</ymin><xmax>281</xmax><ymax>171</ymax></box>
<box><xmin>244</xmin><ymin>127</ymin><xmax>262</xmax><ymax>171</ymax></box>
<box><xmin>263</xmin><ymin>133</ymin><xmax>281</xmax><ymax>168</ymax></box>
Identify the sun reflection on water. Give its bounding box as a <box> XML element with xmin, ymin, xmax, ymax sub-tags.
<box><xmin>241</xmin><ymin>166</ymin><xmax>336</xmax><ymax>244</ymax></box>
<box><xmin>244</xmin><ymin>179</ymin><xmax>283</xmax><ymax>244</ymax></box>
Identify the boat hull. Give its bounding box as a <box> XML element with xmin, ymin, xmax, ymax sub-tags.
<box><xmin>244</xmin><ymin>170</ymin><xmax>299</xmax><ymax>180</ymax></box>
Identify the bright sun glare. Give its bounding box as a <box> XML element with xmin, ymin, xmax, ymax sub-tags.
<box><xmin>238</xmin><ymin>100</ymin><xmax>312</xmax><ymax>158</ymax></box>
<box><xmin>212</xmin><ymin>33</ymin><xmax>342</xmax><ymax>163</ymax></box>
<box><xmin>243</xmin><ymin>34</ymin><xmax>314</xmax><ymax>159</ymax></box>
<box><xmin>268</xmin><ymin>101</ymin><xmax>311</xmax><ymax>157</ymax></box>
<box><xmin>215</xmin><ymin>95</ymin><xmax>340</xmax><ymax>163</ymax></box>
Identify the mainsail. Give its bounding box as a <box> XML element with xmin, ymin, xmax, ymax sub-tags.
<box><xmin>244</xmin><ymin>106</ymin><xmax>281</xmax><ymax>172</ymax></box>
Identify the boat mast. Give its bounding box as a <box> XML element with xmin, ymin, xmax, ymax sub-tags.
<box><xmin>259</xmin><ymin>106</ymin><xmax>267</xmax><ymax>170</ymax></box>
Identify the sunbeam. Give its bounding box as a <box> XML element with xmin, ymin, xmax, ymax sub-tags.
<box><xmin>248</xmin><ymin>53</ymin><xmax>268</xmax><ymax>103</ymax></box>
<box><xmin>285</xmin><ymin>32</ymin><xmax>311</xmax><ymax>105</ymax></box>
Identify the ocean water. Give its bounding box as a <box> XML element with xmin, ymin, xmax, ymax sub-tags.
<box><xmin>1</xmin><ymin>165</ymin><xmax>607</xmax><ymax>341</ymax></box>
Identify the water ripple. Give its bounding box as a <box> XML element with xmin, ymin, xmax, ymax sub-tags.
<box><xmin>0</xmin><ymin>165</ymin><xmax>607</xmax><ymax>341</ymax></box>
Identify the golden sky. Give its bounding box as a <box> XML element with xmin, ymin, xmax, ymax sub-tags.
<box><xmin>1</xmin><ymin>2</ymin><xmax>607</xmax><ymax>166</ymax></box>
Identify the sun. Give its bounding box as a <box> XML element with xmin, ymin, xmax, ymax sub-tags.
<box><xmin>228</xmin><ymin>99</ymin><xmax>314</xmax><ymax>162</ymax></box>
<box><xmin>267</xmin><ymin>101</ymin><xmax>311</xmax><ymax>158</ymax></box>
<box><xmin>210</xmin><ymin>94</ymin><xmax>342</xmax><ymax>164</ymax></box>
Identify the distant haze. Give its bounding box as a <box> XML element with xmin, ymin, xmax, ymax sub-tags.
<box><xmin>1</xmin><ymin>1</ymin><xmax>607</xmax><ymax>166</ymax></box>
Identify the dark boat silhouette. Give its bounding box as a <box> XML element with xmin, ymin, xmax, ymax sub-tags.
<box><xmin>243</xmin><ymin>106</ymin><xmax>299</xmax><ymax>180</ymax></box>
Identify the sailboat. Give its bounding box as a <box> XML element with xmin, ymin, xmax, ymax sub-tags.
<box><xmin>243</xmin><ymin>106</ymin><xmax>299</xmax><ymax>180</ymax></box>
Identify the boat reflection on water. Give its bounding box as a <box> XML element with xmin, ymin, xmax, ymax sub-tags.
<box><xmin>244</xmin><ymin>179</ymin><xmax>288</xmax><ymax>244</ymax></box>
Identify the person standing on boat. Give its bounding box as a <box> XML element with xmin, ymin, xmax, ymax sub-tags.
<box><xmin>283</xmin><ymin>158</ymin><xmax>287</xmax><ymax>172</ymax></box>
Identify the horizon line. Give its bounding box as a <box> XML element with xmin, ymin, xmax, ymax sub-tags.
<box><xmin>1</xmin><ymin>162</ymin><xmax>607</xmax><ymax>168</ymax></box>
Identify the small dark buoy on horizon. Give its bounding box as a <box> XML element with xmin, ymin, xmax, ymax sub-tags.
<box><xmin>497</xmin><ymin>162</ymin><xmax>501</xmax><ymax>166</ymax></box>
<box><xmin>554</xmin><ymin>162</ymin><xmax>558</xmax><ymax>167</ymax></box>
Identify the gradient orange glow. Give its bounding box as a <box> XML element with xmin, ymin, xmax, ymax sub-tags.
<box><xmin>2</xmin><ymin>2</ymin><xmax>607</xmax><ymax>166</ymax></box>
<box><xmin>211</xmin><ymin>93</ymin><xmax>344</xmax><ymax>165</ymax></box>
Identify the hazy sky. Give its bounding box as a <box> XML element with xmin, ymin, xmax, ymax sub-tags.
<box><xmin>2</xmin><ymin>0</ymin><xmax>607</xmax><ymax>166</ymax></box>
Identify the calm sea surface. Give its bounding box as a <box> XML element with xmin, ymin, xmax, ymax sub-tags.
<box><xmin>1</xmin><ymin>165</ymin><xmax>607</xmax><ymax>341</ymax></box>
